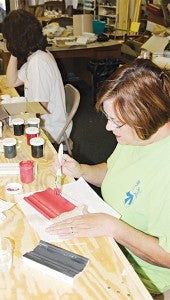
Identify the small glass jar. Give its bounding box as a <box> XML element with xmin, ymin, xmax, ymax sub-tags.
<box><xmin>30</xmin><ymin>137</ymin><xmax>44</xmax><ymax>158</ymax></box>
<box><xmin>25</xmin><ymin>127</ymin><xmax>39</xmax><ymax>146</ymax></box>
<box><xmin>12</xmin><ymin>118</ymin><xmax>25</xmax><ymax>136</ymax></box>
<box><xmin>3</xmin><ymin>138</ymin><xmax>17</xmax><ymax>158</ymax></box>
<box><xmin>19</xmin><ymin>160</ymin><xmax>34</xmax><ymax>183</ymax></box>
<box><xmin>27</xmin><ymin>117</ymin><xmax>40</xmax><ymax>128</ymax></box>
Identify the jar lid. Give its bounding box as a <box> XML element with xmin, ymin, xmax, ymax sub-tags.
<box><xmin>12</xmin><ymin>118</ymin><xmax>24</xmax><ymax>125</ymax></box>
<box><xmin>27</xmin><ymin>117</ymin><xmax>40</xmax><ymax>125</ymax></box>
<box><xmin>25</xmin><ymin>127</ymin><xmax>39</xmax><ymax>134</ymax></box>
<box><xmin>30</xmin><ymin>137</ymin><xmax>44</xmax><ymax>146</ymax></box>
<box><xmin>3</xmin><ymin>138</ymin><xmax>17</xmax><ymax>146</ymax></box>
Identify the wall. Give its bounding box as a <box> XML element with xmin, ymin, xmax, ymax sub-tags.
<box><xmin>10</xmin><ymin>0</ymin><xmax>15</xmax><ymax>10</ymax></box>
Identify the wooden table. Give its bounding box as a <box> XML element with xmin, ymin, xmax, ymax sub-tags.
<box><xmin>47</xmin><ymin>39</ymin><xmax>123</xmax><ymax>59</ymax></box>
<box><xmin>0</xmin><ymin>39</ymin><xmax>123</xmax><ymax>84</ymax></box>
<box><xmin>0</xmin><ymin>77</ymin><xmax>153</xmax><ymax>300</ymax></box>
<box><xmin>0</xmin><ymin>75</ymin><xmax>19</xmax><ymax>97</ymax></box>
<box><xmin>48</xmin><ymin>39</ymin><xmax>123</xmax><ymax>84</ymax></box>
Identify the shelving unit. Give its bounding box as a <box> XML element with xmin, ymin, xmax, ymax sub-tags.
<box><xmin>98</xmin><ymin>0</ymin><xmax>118</xmax><ymax>28</ymax></box>
<box><xmin>82</xmin><ymin>0</ymin><xmax>133</xmax><ymax>36</ymax></box>
<box><xmin>97</xmin><ymin>0</ymin><xmax>130</xmax><ymax>36</ymax></box>
<box><xmin>83</xmin><ymin>0</ymin><xmax>97</xmax><ymax>19</ymax></box>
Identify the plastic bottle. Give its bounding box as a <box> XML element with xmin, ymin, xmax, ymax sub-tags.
<box><xmin>164</xmin><ymin>36</ymin><xmax>170</xmax><ymax>58</ymax></box>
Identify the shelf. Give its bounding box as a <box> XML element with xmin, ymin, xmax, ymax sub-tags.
<box><xmin>83</xmin><ymin>0</ymin><xmax>96</xmax><ymax>15</ymax></box>
<box><xmin>83</xmin><ymin>7</ymin><xmax>95</xmax><ymax>10</ymax></box>
<box><xmin>99</xmin><ymin>14</ymin><xmax>116</xmax><ymax>18</ymax></box>
<box><xmin>99</xmin><ymin>5</ymin><xmax>116</xmax><ymax>8</ymax></box>
<box><xmin>98</xmin><ymin>0</ymin><xmax>118</xmax><ymax>31</ymax></box>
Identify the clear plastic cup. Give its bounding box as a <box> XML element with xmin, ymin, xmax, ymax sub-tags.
<box><xmin>0</xmin><ymin>237</ymin><xmax>12</xmax><ymax>273</ymax></box>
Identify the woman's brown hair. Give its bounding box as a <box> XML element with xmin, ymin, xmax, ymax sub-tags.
<box><xmin>96</xmin><ymin>58</ymin><xmax>170</xmax><ymax>140</ymax></box>
<box><xmin>2</xmin><ymin>9</ymin><xmax>47</xmax><ymax>63</ymax></box>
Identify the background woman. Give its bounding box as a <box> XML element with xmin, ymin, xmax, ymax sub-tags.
<box><xmin>2</xmin><ymin>9</ymin><xmax>71</xmax><ymax>142</ymax></box>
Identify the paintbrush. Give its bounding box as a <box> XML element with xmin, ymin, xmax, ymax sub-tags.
<box><xmin>55</xmin><ymin>143</ymin><xmax>63</xmax><ymax>192</ymax></box>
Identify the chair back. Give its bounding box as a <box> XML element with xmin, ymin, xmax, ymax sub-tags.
<box><xmin>57</xmin><ymin>84</ymin><xmax>80</xmax><ymax>155</ymax></box>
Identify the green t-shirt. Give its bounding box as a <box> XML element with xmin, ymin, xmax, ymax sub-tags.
<box><xmin>101</xmin><ymin>136</ymin><xmax>170</xmax><ymax>294</ymax></box>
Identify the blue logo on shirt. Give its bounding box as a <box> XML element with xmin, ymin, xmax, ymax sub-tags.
<box><xmin>124</xmin><ymin>191</ymin><xmax>134</xmax><ymax>205</ymax></box>
<box><xmin>124</xmin><ymin>180</ymin><xmax>141</xmax><ymax>206</ymax></box>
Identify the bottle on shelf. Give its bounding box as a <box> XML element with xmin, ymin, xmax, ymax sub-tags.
<box><xmin>164</xmin><ymin>36</ymin><xmax>170</xmax><ymax>58</ymax></box>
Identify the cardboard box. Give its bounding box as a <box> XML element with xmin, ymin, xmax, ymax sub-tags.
<box><xmin>3</xmin><ymin>101</ymin><xmax>48</xmax><ymax>116</ymax></box>
<box><xmin>0</xmin><ymin>98</ymin><xmax>48</xmax><ymax>122</ymax></box>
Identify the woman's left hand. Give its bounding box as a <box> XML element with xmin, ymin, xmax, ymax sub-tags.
<box><xmin>46</xmin><ymin>213</ymin><xmax>117</xmax><ymax>239</ymax></box>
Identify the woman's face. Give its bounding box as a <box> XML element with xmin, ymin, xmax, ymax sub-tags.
<box><xmin>103</xmin><ymin>99</ymin><xmax>147</xmax><ymax>146</ymax></box>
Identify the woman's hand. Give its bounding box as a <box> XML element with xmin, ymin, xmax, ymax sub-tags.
<box><xmin>46</xmin><ymin>213</ymin><xmax>117</xmax><ymax>239</ymax></box>
<box><xmin>54</xmin><ymin>154</ymin><xmax>107</xmax><ymax>187</ymax></box>
<box><xmin>55</xmin><ymin>153</ymin><xmax>83</xmax><ymax>179</ymax></box>
<box><xmin>6</xmin><ymin>55</ymin><xmax>23</xmax><ymax>87</ymax></box>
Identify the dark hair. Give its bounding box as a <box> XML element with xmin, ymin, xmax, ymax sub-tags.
<box><xmin>2</xmin><ymin>9</ymin><xmax>47</xmax><ymax>62</ymax></box>
<box><xmin>96</xmin><ymin>58</ymin><xmax>170</xmax><ymax>140</ymax></box>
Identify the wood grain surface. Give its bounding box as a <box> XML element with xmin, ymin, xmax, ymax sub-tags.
<box><xmin>0</xmin><ymin>76</ymin><xmax>153</xmax><ymax>300</ymax></box>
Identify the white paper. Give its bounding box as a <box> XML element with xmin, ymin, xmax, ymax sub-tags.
<box><xmin>1</xmin><ymin>96</ymin><xmax>26</xmax><ymax>104</ymax></box>
<box><xmin>16</xmin><ymin>178</ymin><xmax>120</xmax><ymax>242</ymax></box>
<box><xmin>142</xmin><ymin>35</ymin><xmax>168</xmax><ymax>54</ymax></box>
<box><xmin>62</xmin><ymin>177</ymin><xmax>120</xmax><ymax>218</ymax></box>
<box><xmin>0</xmin><ymin>163</ymin><xmax>20</xmax><ymax>174</ymax></box>
<box><xmin>0</xmin><ymin>199</ymin><xmax>15</xmax><ymax>223</ymax></box>
<box><xmin>153</xmin><ymin>56</ymin><xmax>170</xmax><ymax>70</ymax></box>
<box><xmin>0</xmin><ymin>198</ymin><xmax>15</xmax><ymax>212</ymax></box>
<box><xmin>0</xmin><ymin>212</ymin><xmax>6</xmax><ymax>223</ymax></box>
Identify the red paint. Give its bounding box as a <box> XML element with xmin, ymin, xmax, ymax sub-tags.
<box><xmin>26</xmin><ymin>133</ymin><xmax>38</xmax><ymax>146</ymax></box>
<box><xmin>23</xmin><ymin>188</ymin><xmax>76</xmax><ymax>219</ymax></box>
<box><xmin>19</xmin><ymin>160</ymin><xmax>34</xmax><ymax>183</ymax></box>
<box><xmin>25</xmin><ymin>127</ymin><xmax>39</xmax><ymax>145</ymax></box>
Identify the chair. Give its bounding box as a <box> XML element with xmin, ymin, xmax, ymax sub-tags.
<box><xmin>56</xmin><ymin>84</ymin><xmax>80</xmax><ymax>156</ymax></box>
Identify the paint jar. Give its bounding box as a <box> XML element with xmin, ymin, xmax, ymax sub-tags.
<box><xmin>19</xmin><ymin>160</ymin><xmax>34</xmax><ymax>183</ymax></box>
<box><xmin>3</xmin><ymin>138</ymin><xmax>17</xmax><ymax>158</ymax></box>
<box><xmin>30</xmin><ymin>137</ymin><xmax>44</xmax><ymax>158</ymax></box>
<box><xmin>25</xmin><ymin>127</ymin><xmax>39</xmax><ymax>146</ymax></box>
<box><xmin>0</xmin><ymin>121</ymin><xmax>3</xmax><ymax>138</ymax></box>
<box><xmin>27</xmin><ymin>117</ymin><xmax>40</xmax><ymax>128</ymax></box>
<box><xmin>12</xmin><ymin>118</ymin><xmax>25</xmax><ymax>136</ymax></box>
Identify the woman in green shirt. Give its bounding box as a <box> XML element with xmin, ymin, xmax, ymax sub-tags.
<box><xmin>47</xmin><ymin>58</ymin><xmax>170</xmax><ymax>297</ymax></box>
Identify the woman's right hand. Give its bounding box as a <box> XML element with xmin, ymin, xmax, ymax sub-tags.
<box><xmin>55</xmin><ymin>154</ymin><xmax>107</xmax><ymax>186</ymax></box>
<box><xmin>60</xmin><ymin>154</ymin><xmax>83</xmax><ymax>179</ymax></box>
